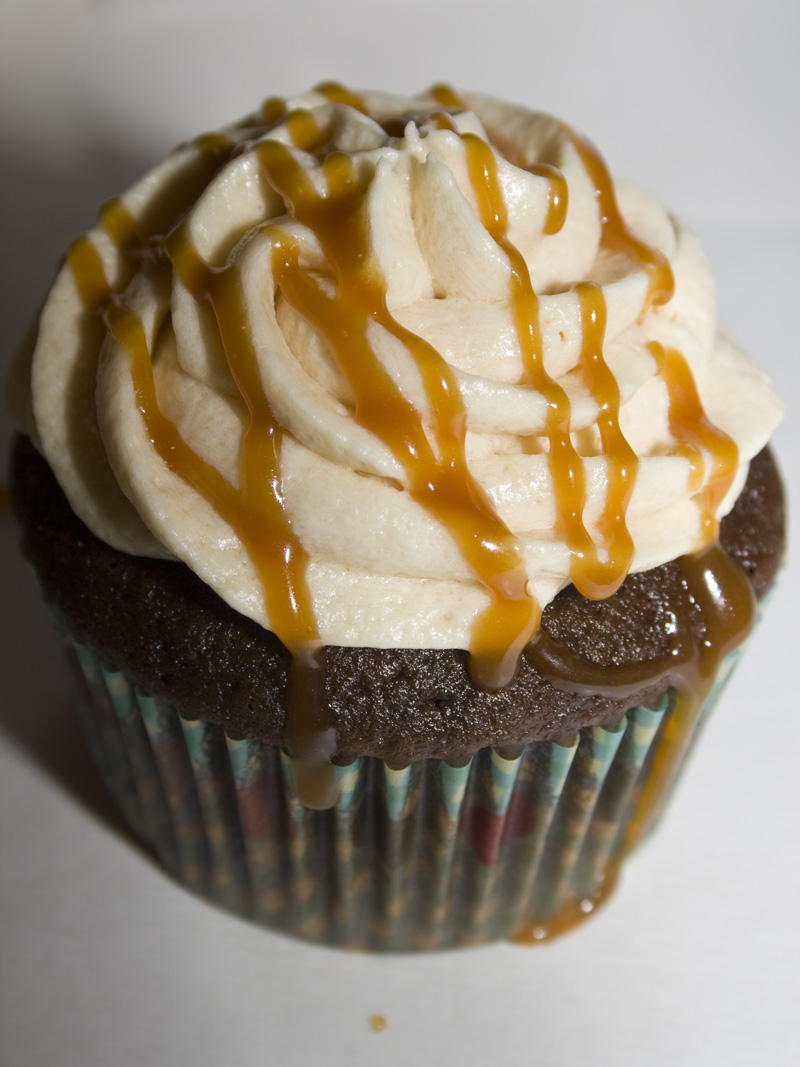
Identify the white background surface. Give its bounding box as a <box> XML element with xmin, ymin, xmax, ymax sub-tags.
<box><xmin>1</xmin><ymin>2</ymin><xmax>798</xmax><ymax>1064</ymax></box>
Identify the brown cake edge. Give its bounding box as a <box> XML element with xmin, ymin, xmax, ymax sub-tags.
<box><xmin>10</xmin><ymin>434</ymin><xmax>786</xmax><ymax>765</ymax></box>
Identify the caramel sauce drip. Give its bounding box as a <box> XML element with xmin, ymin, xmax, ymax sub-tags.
<box><xmin>257</xmin><ymin>130</ymin><xmax>539</xmax><ymax>690</ymax></box>
<box><xmin>163</xmin><ymin>232</ymin><xmax>318</xmax><ymax>650</ymax></box>
<box><xmin>430</xmin><ymin>87</ymin><xmax>568</xmax><ymax>236</ymax></box>
<box><xmin>537</xmin><ymin>165</ymin><xmax>569</xmax><ymax>236</ymax></box>
<box><xmin>462</xmin><ymin>132</ymin><xmax>635</xmax><ymax>600</ymax></box>
<box><xmin>650</xmin><ymin>342</ymin><xmax>739</xmax><ymax>539</ymax></box>
<box><xmin>429</xmin><ymin>83</ymin><xmax>467</xmax><ymax>109</ymax></box>
<box><xmin>72</xmin><ymin>164</ymin><xmax>322</xmax><ymax>663</ymax></box>
<box><xmin>512</xmin><ymin>866</ymin><xmax>618</xmax><ymax>945</ymax></box>
<box><xmin>66</xmin><ymin>135</ymin><xmax>337</xmax><ymax>808</ymax></box>
<box><xmin>314</xmin><ymin>80</ymin><xmax>370</xmax><ymax>114</ymax></box>
<box><xmin>258</xmin><ymin>96</ymin><xmax>288</xmax><ymax>127</ymax></box>
<box><xmin>431</xmin><ymin>84</ymin><xmax>673</xmax><ymax>306</ymax></box>
<box><xmin>67</xmin><ymin>236</ymin><xmax>110</xmax><ymax>312</ymax></box>
<box><xmin>66</xmin><ymin>134</ymin><xmax>232</xmax><ymax>311</ymax></box>
<box><xmin>516</xmin><ymin>541</ymin><xmax>756</xmax><ymax>943</ymax></box>
<box><xmin>165</xmin><ymin>178</ymin><xmax>343</xmax><ymax>807</ymax></box>
<box><xmin>607</xmin><ymin>348</ymin><xmax>741</xmax><ymax>853</ymax></box>
<box><xmin>529</xmin><ymin>542</ymin><xmax>756</xmax><ymax>848</ymax></box>
<box><xmin>622</xmin><ymin>544</ymin><xmax>756</xmax><ymax>851</ymax></box>
<box><xmin>566</xmin><ymin>127</ymin><xmax>675</xmax><ymax>310</ymax></box>
<box><xmin>574</xmin><ymin>283</ymin><xmax>638</xmax><ymax>587</ymax></box>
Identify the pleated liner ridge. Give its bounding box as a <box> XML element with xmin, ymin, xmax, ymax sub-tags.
<box><xmin>64</xmin><ymin>635</ymin><xmax>744</xmax><ymax>952</ymax></box>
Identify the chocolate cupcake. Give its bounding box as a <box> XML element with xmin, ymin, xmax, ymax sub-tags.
<box><xmin>8</xmin><ymin>84</ymin><xmax>785</xmax><ymax>950</ymax></box>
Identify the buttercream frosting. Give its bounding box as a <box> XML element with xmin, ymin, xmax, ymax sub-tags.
<box><xmin>18</xmin><ymin>85</ymin><xmax>783</xmax><ymax>681</ymax></box>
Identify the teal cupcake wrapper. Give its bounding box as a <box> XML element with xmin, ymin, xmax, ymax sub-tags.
<box><xmin>64</xmin><ymin>635</ymin><xmax>747</xmax><ymax>951</ymax></box>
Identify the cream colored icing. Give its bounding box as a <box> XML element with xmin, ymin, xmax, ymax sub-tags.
<box><xmin>21</xmin><ymin>87</ymin><xmax>783</xmax><ymax>652</ymax></box>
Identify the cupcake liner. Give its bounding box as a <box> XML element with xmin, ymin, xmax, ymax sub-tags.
<box><xmin>63</xmin><ymin>633</ymin><xmax>749</xmax><ymax>952</ymax></box>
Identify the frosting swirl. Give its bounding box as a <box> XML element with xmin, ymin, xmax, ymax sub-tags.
<box><xmin>22</xmin><ymin>85</ymin><xmax>783</xmax><ymax>687</ymax></box>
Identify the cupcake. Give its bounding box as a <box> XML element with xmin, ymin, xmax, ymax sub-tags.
<box><xmin>8</xmin><ymin>83</ymin><xmax>785</xmax><ymax>951</ymax></box>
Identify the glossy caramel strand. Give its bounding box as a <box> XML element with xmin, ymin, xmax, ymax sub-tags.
<box><xmin>431</xmin><ymin>81</ymin><xmax>671</xmax><ymax>305</ymax></box>
<box><xmin>650</xmin><ymin>342</ymin><xmax>739</xmax><ymax>539</ymax></box>
<box><xmin>573</xmin><ymin>282</ymin><xmax>637</xmax><ymax>594</ymax></box>
<box><xmin>462</xmin><ymin>132</ymin><xmax>635</xmax><ymax>601</ymax></box>
<box><xmin>512</xmin><ymin>540</ymin><xmax>757</xmax><ymax>941</ymax></box>
<box><xmin>567</xmin><ymin>127</ymin><xmax>674</xmax><ymax>310</ymax></box>
<box><xmin>623</xmin><ymin>544</ymin><xmax>756</xmax><ymax>851</ymax></box>
<box><xmin>258</xmin><ymin>136</ymin><xmax>539</xmax><ymax>689</ymax></box>
<box><xmin>164</xmin><ymin>223</ymin><xmax>335</xmax><ymax>805</ymax></box>
<box><xmin>66</xmin><ymin>132</ymin><xmax>332</xmax><ymax>807</ymax></box>
<box><xmin>67</xmin><ymin>236</ymin><xmax>111</xmax><ymax>312</ymax></box>
<box><xmin>174</xmin><ymin>247</ymin><xmax>317</xmax><ymax>631</ymax></box>
<box><xmin>284</xmin><ymin>647</ymin><xmax>339</xmax><ymax>809</ymax></box>
<box><xmin>66</xmin><ymin>133</ymin><xmax>233</xmax><ymax>310</ymax></box>
<box><xmin>68</xmin><ymin>151</ymin><xmax>322</xmax><ymax>655</ymax></box>
<box><xmin>430</xmin><ymin>87</ymin><xmax>569</xmax><ymax>237</ymax></box>
<box><xmin>529</xmin><ymin>542</ymin><xmax>756</xmax><ymax>854</ymax></box>
<box><xmin>258</xmin><ymin>96</ymin><xmax>289</xmax><ymax>127</ymax></box>
<box><xmin>429</xmin><ymin>83</ymin><xmax>468</xmax><ymax>109</ymax></box>
<box><xmin>314</xmin><ymin>80</ymin><xmax>370</xmax><ymax>114</ymax></box>
<box><xmin>536</xmin><ymin>163</ymin><xmax>569</xmax><ymax>236</ymax></box>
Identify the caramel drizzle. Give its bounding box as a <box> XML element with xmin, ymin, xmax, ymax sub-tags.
<box><xmin>613</xmin><ymin>345</ymin><xmax>741</xmax><ymax>853</ymax></box>
<box><xmin>430</xmin><ymin>85</ymin><xmax>754</xmax><ymax>918</ymax></box>
<box><xmin>431</xmin><ymin>81</ymin><xmax>673</xmax><ymax>309</ymax></box>
<box><xmin>537</xmin><ymin>165</ymin><xmax>569</xmax><ymax>236</ymax></box>
<box><xmin>461</xmin><ymin>131</ymin><xmax>637</xmax><ymax>599</ymax></box>
<box><xmin>66</xmin><ymin>134</ymin><xmax>338</xmax><ymax>807</ymax></box>
<box><xmin>430</xmin><ymin>90</ymin><xmax>642</xmax><ymax>600</ymax></box>
<box><xmin>66</xmin><ymin>133</ymin><xmax>233</xmax><ymax>310</ymax></box>
<box><xmin>70</xmin><ymin>145</ymin><xmax>320</xmax><ymax>659</ymax></box>
<box><xmin>258</xmin><ymin>96</ymin><xmax>288</xmax><ymax>127</ymax></box>
<box><xmin>521</xmin><ymin>539</ymin><xmax>756</xmax><ymax>937</ymax></box>
<box><xmin>162</xmin><ymin>247</ymin><xmax>319</xmax><ymax>650</ymax></box>
<box><xmin>526</xmin><ymin>331</ymin><xmax>743</xmax><ymax>706</ymax></box>
<box><xmin>257</xmin><ymin>126</ymin><xmax>539</xmax><ymax>690</ymax></box>
<box><xmin>430</xmin><ymin>86</ymin><xmax>568</xmax><ymax>236</ymax></box>
<box><xmin>650</xmin><ymin>342</ymin><xmax>739</xmax><ymax>539</ymax></box>
<box><xmin>163</xmin><ymin>146</ymin><xmax>347</xmax><ymax>807</ymax></box>
<box><xmin>565</xmin><ymin>128</ymin><xmax>675</xmax><ymax>310</ymax></box>
<box><xmin>258</xmin><ymin>83</ymin><xmax>370</xmax><ymax>131</ymax></box>
<box><xmin>429</xmin><ymin>83</ymin><xmax>465</xmax><ymax>109</ymax></box>
<box><xmin>314</xmin><ymin>80</ymin><xmax>371</xmax><ymax>114</ymax></box>
<box><xmin>621</xmin><ymin>543</ymin><xmax>756</xmax><ymax>851</ymax></box>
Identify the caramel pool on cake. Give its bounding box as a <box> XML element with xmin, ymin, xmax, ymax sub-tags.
<box><xmin>9</xmin><ymin>84</ymin><xmax>784</xmax><ymax>950</ymax></box>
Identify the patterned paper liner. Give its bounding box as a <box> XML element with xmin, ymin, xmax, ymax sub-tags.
<box><xmin>63</xmin><ymin>635</ymin><xmax>745</xmax><ymax>952</ymax></box>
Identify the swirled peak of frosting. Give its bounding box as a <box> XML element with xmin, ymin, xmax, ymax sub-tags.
<box><xmin>23</xmin><ymin>84</ymin><xmax>783</xmax><ymax>689</ymax></box>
